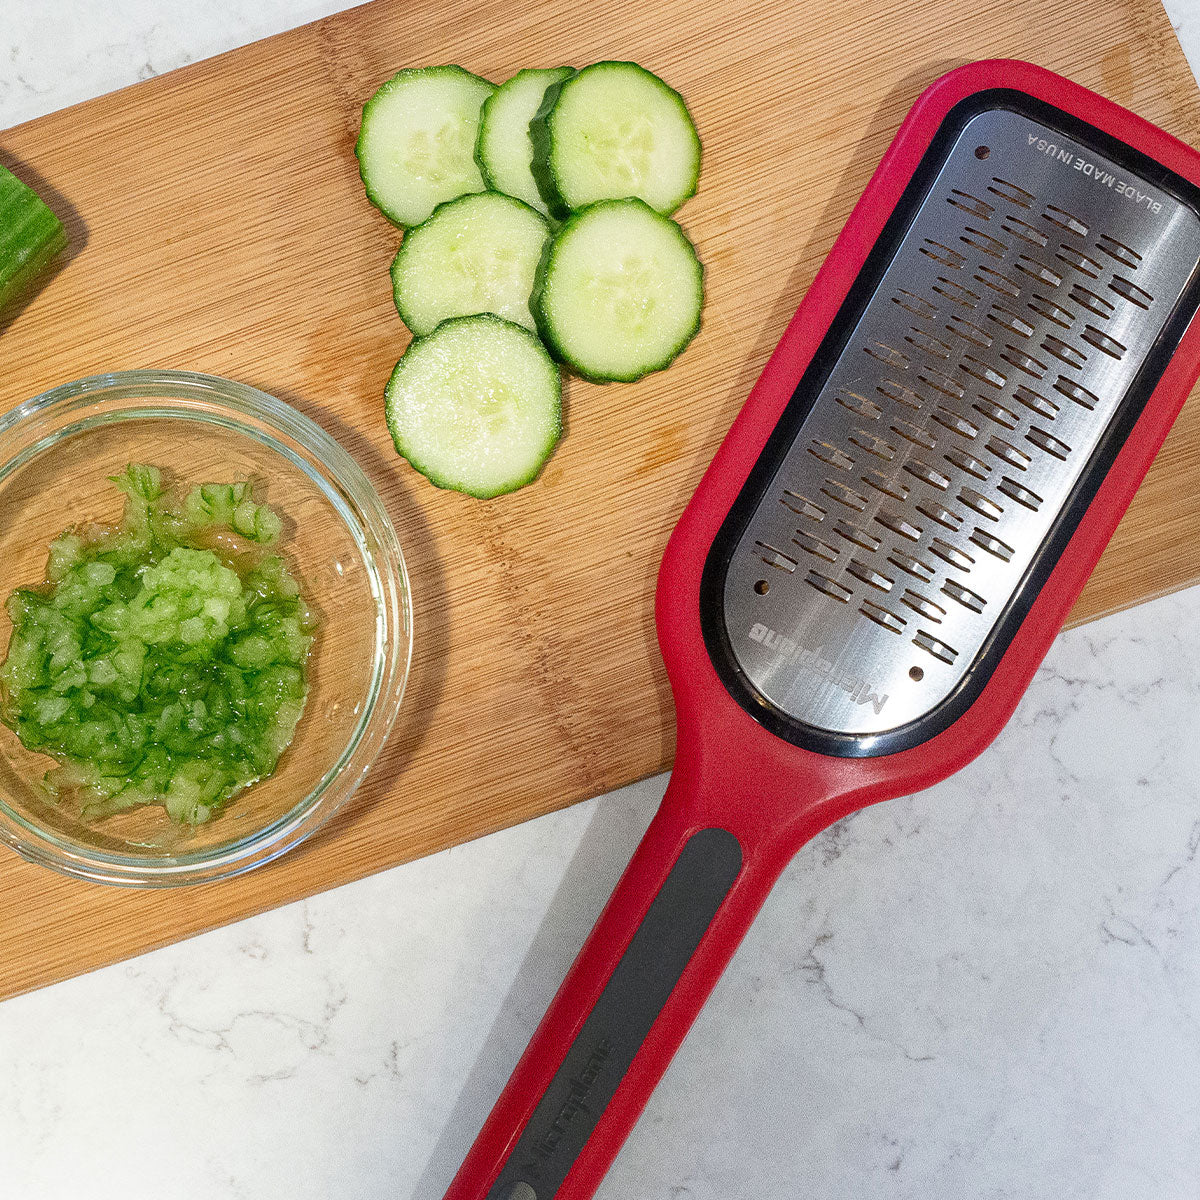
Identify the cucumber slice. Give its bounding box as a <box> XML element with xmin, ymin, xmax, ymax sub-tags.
<box><xmin>390</xmin><ymin>192</ymin><xmax>549</xmax><ymax>336</ymax></box>
<box><xmin>385</xmin><ymin>314</ymin><xmax>561</xmax><ymax>498</ymax></box>
<box><xmin>534</xmin><ymin>199</ymin><xmax>703</xmax><ymax>382</ymax></box>
<box><xmin>0</xmin><ymin>165</ymin><xmax>66</xmax><ymax>312</ymax></box>
<box><xmin>531</xmin><ymin>62</ymin><xmax>700</xmax><ymax>218</ymax></box>
<box><xmin>356</xmin><ymin>66</ymin><xmax>496</xmax><ymax>228</ymax></box>
<box><xmin>475</xmin><ymin>67</ymin><xmax>573</xmax><ymax>216</ymax></box>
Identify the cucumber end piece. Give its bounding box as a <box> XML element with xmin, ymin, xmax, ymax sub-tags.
<box><xmin>0</xmin><ymin>166</ymin><xmax>68</xmax><ymax>313</ymax></box>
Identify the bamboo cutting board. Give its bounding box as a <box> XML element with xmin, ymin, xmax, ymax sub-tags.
<box><xmin>0</xmin><ymin>0</ymin><xmax>1197</xmax><ymax>1000</ymax></box>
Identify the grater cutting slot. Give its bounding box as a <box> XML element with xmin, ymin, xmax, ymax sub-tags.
<box><xmin>1056</xmin><ymin>245</ymin><xmax>1103</xmax><ymax>277</ymax></box>
<box><xmin>931</xmin><ymin>276</ymin><xmax>981</xmax><ymax>307</ymax></box>
<box><xmin>1041</xmin><ymin>335</ymin><xmax>1086</xmax><ymax>367</ymax></box>
<box><xmin>1001</xmin><ymin>215</ymin><xmax>1049</xmax><ymax>246</ymax></box>
<box><xmin>999</xmin><ymin>346</ymin><xmax>1049</xmax><ymax>379</ymax></box>
<box><xmin>1109</xmin><ymin>276</ymin><xmax>1153</xmax><ymax>309</ymax></box>
<box><xmin>1014</xmin><ymin>255</ymin><xmax>1063</xmax><ymax>287</ymax></box>
<box><xmin>946</xmin><ymin>314</ymin><xmax>992</xmax><ymax>347</ymax></box>
<box><xmin>1027</xmin><ymin>296</ymin><xmax>1074</xmax><ymax>327</ymax></box>
<box><xmin>945</xmin><ymin>448</ymin><xmax>992</xmax><ymax>478</ymax></box>
<box><xmin>1012</xmin><ymin>385</ymin><xmax>1059</xmax><ymax>419</ymax></box>
<box><xmin>987</xmin><ymin>176</ymin><xmax>1035</xmax><ymax>206</ymax></box>
<box><xmin>755</xmin><ymin>541</ymin><xmax>798</xmax><ymax>572</ymax></box>
<box><xmin>893</xmin><ymin>290</ymin><xmax>938</xmax><ymax>318</ymax></box>
<box><xmin>920</xmin><ymin>239</ymin><xmax>966</xmax><ymax>267</ymax></box>
<box><xmin>988</xmin><ymin>304</ymin><xmax>1035</xmax><ymax>337</ymax></box>
<box><xmin>1042</xmin><ymin>203</ymin><xmax>1089</xmax><ymax>236</ymax></box>
<box><xmin>1069</xmin><ymin>285</ymin><xmax>1115</xmax><ymax>319</ymax></box>
<box><xmin>1080</xmin><ymin>326</ymin><xmax>1126</xmax><ymax>359</ymax></box>
<box><xmin>974</xmin><ymin>264</ymin><xmax>1022</xmax><ymax>296</ymax></box>
<box><xmin>780</xmin><ymin>490</ymin><xmax>826</xmax><ymax>519</ymax></box>
<box><xmin>961</xmin><ymin>227</ymin><xmax>1008</xmax><ymax>257</ymax></box>
<box><xmin>914</xmin><ymin>631</ymin><xmax>958</xmax><ymax>664</ymax></box>
<box><xmin>947</xmin><ymin>188</ymin><xmax>995</xmax><ymax>218</ymax></box>
<box><xmin>1096</xmin><ymin>233</ymin><xmax>1142</xmax><ymax>267</ymax></box>
<box><xmin>996</xmin><ymin>477</ymin><xmax>1043</xmax><ymax>511</ymax></box>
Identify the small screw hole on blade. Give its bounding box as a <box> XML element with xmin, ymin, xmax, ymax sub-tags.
<box><xmin>754</xmin><ymin>579</ymin><xmax>769</xmax><ymax>595</ymax></box>
<box><xmin>506</xmin><ymin>1185</ymin><xmax>538</xmax><ymax>1200</ymax></box>
<box><xmin>909</xmin><ymin>666</ymin><xmax>925</xmax><ymax>681</ymax></box>
<box><xmin>975</xmin><ymin>145</ymin><xmax>990</xmax><ymax>159</ymax></box>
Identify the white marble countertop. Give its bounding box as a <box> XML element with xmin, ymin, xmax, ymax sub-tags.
<box><xmin>4</xmin><ymin>3</ymin><xmax>1200</xmax><ymax>1197</ymax></box>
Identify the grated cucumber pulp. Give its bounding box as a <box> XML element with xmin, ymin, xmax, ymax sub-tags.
<box><xmin>0</xmin><ymin>465</ymin><xmax>316</xmax><ymax>825</ymax></box>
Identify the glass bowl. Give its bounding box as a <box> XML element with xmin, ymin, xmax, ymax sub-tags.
<box><xmin>0</xmin><ymin>370</ymin><xmax>411</xmax><ymax>885</ymax></box>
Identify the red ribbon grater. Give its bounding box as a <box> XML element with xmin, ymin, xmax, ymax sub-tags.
<box><xmin>446</xmin><ymin>59</ymin><xmax>1200</xmax><ymax>1200</ymax></box>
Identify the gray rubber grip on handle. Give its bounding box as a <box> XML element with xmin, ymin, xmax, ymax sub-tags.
<box><xmin>487</xmin><ymin>827</ymin><xmax>743</xmax><ymax>1200</ymax></box>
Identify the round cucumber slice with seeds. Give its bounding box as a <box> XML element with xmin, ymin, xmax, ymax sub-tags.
<box><xmin>356</xmin><ymin>65</ymin><xmax>495</xmax><ymax>228</ymax></box>
<box><xmin>534</xmin><ymin>199</ymin><xmax>703</xmax><ymax>382</ymax></box>
<box><xmin>385</xmin><ymin>315</ymin><xmax>562</xmax><ymax>498</ymax></box>
<box><xmin>390</xmin><ymin>192</ymin><xmax>550</xmax><ymax>336</ymax></box>
<box><xmin>531</xmin><ymin>61</ymin><xmax>700</xmax><ymax>218</ymax></box>
<box><xmin>476</xmin><ymin>67</ymin><xmax>574</xmax><ymax>216</ymax></box>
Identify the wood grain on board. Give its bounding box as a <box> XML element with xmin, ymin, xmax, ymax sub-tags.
<box><xmin>0</xmin><ymin>0</ymin><xmax>1197</xmax><ymax>999</ymax></box>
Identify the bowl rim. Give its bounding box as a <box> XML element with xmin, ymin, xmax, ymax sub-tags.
<box><xmin>0</xmin><ymin>368</ymin><xmax>413</xmax><ymax>886</ymax></box>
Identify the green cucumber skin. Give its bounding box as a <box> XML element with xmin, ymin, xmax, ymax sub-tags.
<box><xmin>355</xmin><ymin>65</ymin><xmax>495</xmax><ymax>229</ymax></box>
<box><xmin>529</xmin><ymin>61</ymin><xmax>701</xmax><ymax>220</ymax></box>
<box><xmin>528</xmin><ymin>71</ymin><xmax>577</xmax><ymax>220</ymax></box>
<box><xmin>532</xmin><ymin>198</ymin><xmax>705</xmax><ymax>384</ymax></box>
<box><xmin>385</xmin><ymin>314</ymin><xmax>562</xmax><ymax>499</ymax></box>
<box><xmin>389</xmin><ymin>191</ymin><xmax>549</xmax><ymax>335</ymax></box>
<box><xmin>0</xmin><ymin>166</ymin><xmax>67</xmax><ymax>311</ymax></box>
<box><xmin>474</xmin><ymin>66</ymin><xmax>574</xmax><ymax>208</ymax></box>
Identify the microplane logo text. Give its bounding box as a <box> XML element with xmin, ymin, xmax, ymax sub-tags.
<box><xmin>517</xmin><ymin>1038</ymin><xmax>612</xmax><ymax>1179</ymax></box>
<box><xmin>747</xmin><ymin>623</ymin><xmax>888</xmax><ymax>714</ymax></box>
<box><xmin>1026</xmin><ymin>133</ymin><xmax>1165</xmax><ymax>214</ymax></box>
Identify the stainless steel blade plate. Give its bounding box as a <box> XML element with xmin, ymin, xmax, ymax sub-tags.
<box><xmin>723</xmin><ymin>106</ymin><xmax>1200</xmax><ymax>739</ymax></box>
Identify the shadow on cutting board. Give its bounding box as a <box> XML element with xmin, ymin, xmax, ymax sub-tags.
<box><xmin>410</xmin><ymin>58</ymin><xmax>961</xmax><ymax>1197</ymax></box>
<box><xmin>260</xmin><ymin>382</ymin><xmax>450</xmax><ymax>847</ymax></box>
<box><xmin>0</xmin><ymin>147</ymin><xmax>88</xmax><ymax>335</ymax></box>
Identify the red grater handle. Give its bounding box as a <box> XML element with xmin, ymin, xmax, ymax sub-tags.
<box><xmin>442</xmin><ymin>763</ymin><xmax>819</xmax><ymax>1200</ymax></box>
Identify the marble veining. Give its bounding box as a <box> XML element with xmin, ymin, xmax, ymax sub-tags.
<box><xmin>3</xmin><ymin>2</ymin><xmax>1200</xmax><ymax>1197</ymax></box>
